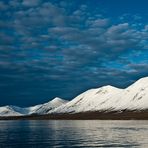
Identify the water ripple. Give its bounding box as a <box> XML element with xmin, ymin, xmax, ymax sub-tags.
<box><xmin>0</xmin><ymin>120</ymin><xmax>148</xmax><ymax>147</ymax></box>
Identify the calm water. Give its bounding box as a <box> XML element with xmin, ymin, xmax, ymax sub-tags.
<box><xmin>0</xmin><ymin>120</ymin><xmax>148</xmax><ymax>148</ymax></box>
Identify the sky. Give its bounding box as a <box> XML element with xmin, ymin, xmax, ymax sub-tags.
<box><xmin>0</xmin><ymin>0</ymin><xmax>148</xmax><ymax>107</ymax></box>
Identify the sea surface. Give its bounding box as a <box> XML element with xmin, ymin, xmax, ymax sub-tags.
<box><xmin>0</xmin><ymin>120</ymin><xmax>148</xmax><ymax>147</ymax></box>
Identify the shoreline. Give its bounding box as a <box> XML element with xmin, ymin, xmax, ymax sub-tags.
<box><xmin>1</xmin><ymin>110</ymin><xmax>148</xmax><ymax>120</ymax></box>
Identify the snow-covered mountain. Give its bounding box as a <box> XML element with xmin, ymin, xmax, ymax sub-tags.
<box><xmin>28</xmin><ymin>97</ymin><xmax>69</xmax><ymax>114</ymax></box>
<box><xmin>1</xmin><ymin>77</ymin><xmax>148</xmax><ymax>117</ymax></box>
<box><xmin>0</xmin><ymin>106</ymin><xmax>24</xmax><ymax>116</ymax></box>
<box><xmin>50</xmin><ymin>77</ymin><xmax>148</xmax><ymax>113</ymax></box>
<box><xmin>0</xmin><ymin>97</ymin><xmax>68</xmax><ymax>116</ymax></box>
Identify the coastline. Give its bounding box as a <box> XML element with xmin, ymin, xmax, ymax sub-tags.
<box><xmin>1</xmin><ymin>110</ymin><xmax>148</xmax><ymax>120</ymax></box>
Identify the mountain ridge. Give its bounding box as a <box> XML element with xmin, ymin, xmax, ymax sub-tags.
<box><xmin>50</xmin><ymin>77</ymin><xmax>148</xmax><ymax>113</ymax></box>
<box><xmin>0</xmin><ymin>77</ymin><xmax>148</xmax><ymax>117</ymax></box>
<box><xmin>0</xmin><ymin>98</ymin><xmax>68</xmax><ymax>116</ymax></box>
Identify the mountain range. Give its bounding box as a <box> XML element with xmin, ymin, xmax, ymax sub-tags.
<box><xmin>0</xmin><ymin>97</ymin><xmax>68</xmax><ymax>116</ymax></box>
<box><xmin>0</xmin><ymin>77</ymin><xmax>148</xmax><ymax>119</ymax></box>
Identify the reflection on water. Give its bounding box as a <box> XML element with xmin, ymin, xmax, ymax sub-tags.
<box><xmin>0</xmin><ymin>120</ymin><xmax>148</xmax><ymax>147</ymax></box>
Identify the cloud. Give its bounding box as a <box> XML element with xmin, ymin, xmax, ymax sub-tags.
<box><xmin>0</xmin><ymin>33</ymin><xmax>14</xmax><ymax>45</ymax></box>
<box><xmin>90</xmin><ymin>18</ymin><xmax>109</xmax><ymax>27</ymax></box>
<box><xmin>0</xmin><ymin>1</ymin><xmax>8</xmax><ymax>10</ymax></box>
<box><xmin>0</xmin><ymin>0</ymin><xmax>148</xmax><ymax>106</ymax></box>
<box><xmin>48</xmin><ymin>21</ymin><xmax>148</xmax><ymax>67</ymax></box>
<box><xmin>22</xmin><ymin>0</ymin><xmax>41</xmax><ymax>7</ymax></box>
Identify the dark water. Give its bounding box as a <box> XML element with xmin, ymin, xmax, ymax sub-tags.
<box><xmin>0</xmin><ymin>120</ymin><xmax>148</xmax><ymax>148</ymax></box>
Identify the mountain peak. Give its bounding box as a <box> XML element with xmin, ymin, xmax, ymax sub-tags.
<box><xmin>50</xmin><ymin>97</ymin><xmax>66</xmax><ymax>103</ymax></box>
<box><xmin>103</xmin><ymin>85</ymin><xmax>117</xmax><ymax>89</ymax></box>
<box><xmin>135</xmin><ymin>77</ymin><xmax>148</xmax><ymax>83</ymax></box>
<box><xmin>101</xmin><ymin>85</ymin><xmax>121</xmax><ymax>92</ymax></box>
<box><xmin>127</xmin><ymin>76</ymin><xmax>148</xmax><ymax>89</ymax></box>
<box><xmin>47</xmin><ymin>97</ymin><xmax>69</xmax><ymax>108</ymax></box>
